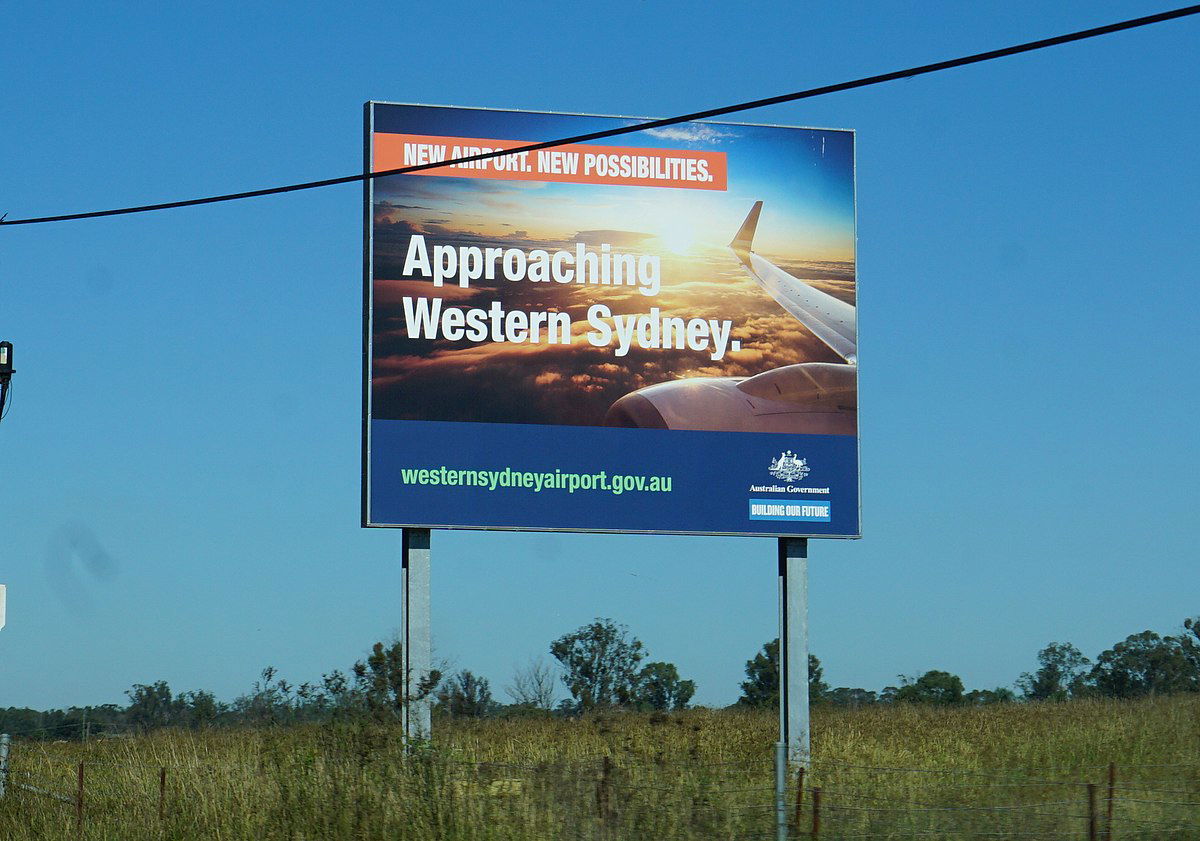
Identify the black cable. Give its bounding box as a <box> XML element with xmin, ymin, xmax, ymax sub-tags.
<box><xmin>1</xmin><ymin>4</ymin><xmax>1197</xmax><ymax>228</ymax></box>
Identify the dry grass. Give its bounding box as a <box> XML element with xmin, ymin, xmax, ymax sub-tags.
<box><xmin>1</xmin><ymin>695</ymin><xmax>1197</xmax><ymax>840</ymax></box>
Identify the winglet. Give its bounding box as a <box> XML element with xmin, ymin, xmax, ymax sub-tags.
<box><xmin>730</xmin><ymin>201</ymin><xmax>763</xmax><ymax>251</ymax></box>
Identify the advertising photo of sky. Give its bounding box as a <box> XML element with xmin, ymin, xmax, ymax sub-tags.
<box><xmin>370</xmin><ymin>109</ymin><xmax>856</xmax><ymax>426</ymax></box>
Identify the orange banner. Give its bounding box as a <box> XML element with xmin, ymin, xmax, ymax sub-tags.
<box><xmin>374</xmin><ymin>133</ymin><xmax>727</xmax><ymax>191</ymax></box>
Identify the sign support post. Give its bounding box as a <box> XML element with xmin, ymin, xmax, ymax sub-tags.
<box><xmin>778</xmin><ymin>537</ymin><xmax>810</xmax><ymax>765</ymax></box>
<box><xmin>402</xmin><ymin>528</ymin><xmax>432</xmax><ymax>743</ymax></box>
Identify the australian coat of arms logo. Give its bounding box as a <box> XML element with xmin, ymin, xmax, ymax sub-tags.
<box><xmin>769</xmin><ymin>451</ymin><xmax>810</xmax><ymax>483</ymax></box>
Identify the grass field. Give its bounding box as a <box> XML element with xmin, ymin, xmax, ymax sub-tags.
<box><xmin>1</xmin><ymin>695</ymin><xmax>1197</xmax><ymax>840</ymax></box>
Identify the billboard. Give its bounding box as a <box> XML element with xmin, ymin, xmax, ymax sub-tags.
<box><xmin>364</xmin><ymin>103</ymin><xmax>859</xmax><ymax>537</ymax></box>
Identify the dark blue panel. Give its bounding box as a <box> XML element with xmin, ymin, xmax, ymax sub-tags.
<box><xmin>369</xmin><ymin>420</ymin><xmax>859</xmax><ymax>537</ymax></box>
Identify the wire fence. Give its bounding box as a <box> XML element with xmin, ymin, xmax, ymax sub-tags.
<box><xmin>1</xmin><ymin>734</ymin><xmax>1197</xmax><ymax>840</ymax></box>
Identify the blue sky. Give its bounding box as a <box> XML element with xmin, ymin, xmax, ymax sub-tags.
<box><xmin>1</xmin><ymin>2</ymin><xmax>1198</xmax><ymax>710</ymax></box>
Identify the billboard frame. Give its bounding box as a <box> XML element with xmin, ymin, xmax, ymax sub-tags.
<box><xmin>362</xmin><ymin>101</ymin><xmax>861</xmax><ymax>539</ymax></box>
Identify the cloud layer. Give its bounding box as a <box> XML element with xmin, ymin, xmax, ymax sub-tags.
<box><xmin>371</xmin><ymin>206</ymin><xmax>855</xmax><ymax>427</ymax></box>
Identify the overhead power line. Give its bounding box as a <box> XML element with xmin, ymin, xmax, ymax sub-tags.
<box><xmin>1</xmin><ymin>4</ymin><xmax>1197</xmax><ymax>228</ymax></box>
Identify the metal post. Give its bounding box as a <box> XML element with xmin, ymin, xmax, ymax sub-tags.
<box><xmin>778</xmin><ymin>537</ymin><xmax>810</xmax><ymax>765</ymax></box>
<box><xmin>402</xmin><ymin>528</ymin><xmax>432</xmax><ymax>743</ymax></box>
<box><xmin>0</xmin><ymin>733</ymin><xmax>10</xmax><ymax>798</ymax></box>
<box><xmin>774</xmin><ymin>742</ymin><xmax>787</xmax><ymax>841</ymax></box>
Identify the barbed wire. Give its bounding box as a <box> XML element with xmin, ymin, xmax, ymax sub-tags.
<box><xmin>813</xmin><ymin>776</ymin><xmax>1088</xmax><ymax>791</ymax></box>
<box><xmin>820</xmin><ymin>790</ymin><xmax>1084</xmax><ymax>811</ymax></box>
<box><xmin>816</xmin><ymin>759</ymin><xmax>1197</xmax><ymax>772</ymax></box>
<box><xmin>1108</xmin><ymin>812</ymin><xmax>1200</xmax><ymax>828</ymax></box>
<box><xmin>1117</xmin><ymin>796</ymin><xmax>1200</xmax><ymax>807</ymax></box>
<box><xmin>8</xmin><ymin>752</ymin><xmax>1199</xmax><ymax>782</ymax></box>
<box><xmin>0</xmin><ymin>721</ymin><xmax>122</xmax><ymax>738</ymax></box>
<box><xmin>822</xmin><ymin>802</ymin><xmax>1094</xmax><ymax>820</ymax></box>
<box><xmin>819</xmin><ymin>832</ymin><xmax>1084</xmax><ymax>840</ymax></box>
<box><xmin>1114</xmin><ymin>783</ymin><xmax>1200</xmax><ymax>795</ymax></box>
<box><xmin>808</xmin><ymin>761</ymin><xmax>1090</xmax><ymax>785</ymax></box>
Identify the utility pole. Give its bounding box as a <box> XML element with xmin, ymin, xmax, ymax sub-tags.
<box><xmin>0</xmin><ymin>341</ymin><xmax>13</xmax><ymax>422</ymax></box>
<box><xmin>2</xmin><ymin>342</ymin><xmax>15</xmax><ymax>629</ymax></box>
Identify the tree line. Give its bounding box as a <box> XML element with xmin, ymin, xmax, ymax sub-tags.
<box><xmin>2</xmin><ymin>614</ymin><xmax>1197</xmax><ymax>739</ymax></box>
<box><xmin>737</xmin><ymin>615</ymin><xmax>1200</xmax><ymax>708</ymax></box>
<box><xmin>0</xmin><ymin>619</ymin><xmax>691</xmax><ymax>739</ymax></box>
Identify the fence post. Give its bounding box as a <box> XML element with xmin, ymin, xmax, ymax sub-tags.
<box><xmin>811</xmin><ymin>786</ymin><xmax>821</xmax><ymax>840</ymax></box>
<box><xmin>1105</xmin><ymin>762</ymin><xmax>1116</xmax><ymax>841</ymax></box>
<box><xmin>159</xmin><ymin>767</ymin><xmax>167</xmax><ymax>821</ymax></box>
<box><xmin>793</xmin><ymin>766</ymin><xmax>805</xmax><ymax>831</ymax></box>
<box><xmin>595</xmin><ymin>755</ymin><xmax>611</xmax><ymax>830</ymax></box>
<box><xmin>775</xmin><ymin>742</ymin><xmax>787</xmax><ymax>841</ymax></box>
<box><xmin>0</xmin><ymin>734</ymin><xmax>10</xmax><ymax>799</ymax></box>
<box><xmin>76</xmin><ymin>761</ymin><xmax>85</xmax><ymax>838</ymax></box>
<box><xmin>1087</xmin><ymin>783</ymin><xmax>1097</xmax><ymax>841</ymax></box>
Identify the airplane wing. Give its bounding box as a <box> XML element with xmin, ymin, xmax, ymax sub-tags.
<box><xmin>730</xmin><ymin>201</ymin><xmax>857</xmax><ymax>364</ymax></box>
